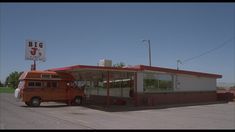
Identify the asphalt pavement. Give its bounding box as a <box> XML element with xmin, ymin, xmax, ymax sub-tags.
<box><xmin>0</xmin><ymin>93</ymin><xmax>234</xmax><ymax>129</ymax></box>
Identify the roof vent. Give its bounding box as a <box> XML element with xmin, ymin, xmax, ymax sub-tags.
<box><xmin>98</xmin><ymin>59</ymin><xmax>112</xmax><ymax>67</ymax></box>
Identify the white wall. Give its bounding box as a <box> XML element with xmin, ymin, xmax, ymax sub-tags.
<box><xmin>175</xmin><ymin>74</ymin><xmax>216</xmax><ymax>91</ymax></box>
<box><xmin>137</xmin><ymin>72</ymin><xmax>143</xmax><ymax>92</ymax></box>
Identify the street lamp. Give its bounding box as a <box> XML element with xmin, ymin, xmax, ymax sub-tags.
<box><xmin>142</xmin><ymin>40</ymin><xmax>152</xmax><ymax>66</ymax></box>
<box><xmin>177</xmin><ymin>59</ymin><xmax>182</xmax><ymax>70</ymax></box>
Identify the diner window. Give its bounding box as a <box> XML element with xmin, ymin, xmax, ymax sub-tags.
<box><xmin>143</xmin><ymin>73</ymin><xmax>173</xmax><ymax>92</ymax></box>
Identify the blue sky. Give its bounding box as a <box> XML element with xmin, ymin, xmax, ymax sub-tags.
<box><xmin>0</xmin><ymin>3</ymin><xmax>235</xmax><ymax>84</ymax></box>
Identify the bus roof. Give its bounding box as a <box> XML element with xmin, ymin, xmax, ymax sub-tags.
<box><xmin>19</xmin><ymin>70</ymin><xmax>75</xmax><ymax>81</ymax></box>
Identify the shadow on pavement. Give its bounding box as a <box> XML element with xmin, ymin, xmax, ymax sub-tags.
<box><xmin>83</xmin><ymin>101</ymin><xmax>229</xmax><ymax>112</ymax></box>
<box><xmin>21</xmin><ymin>102</ymin><xmax>69</xmax><ymax>108</ymax></box>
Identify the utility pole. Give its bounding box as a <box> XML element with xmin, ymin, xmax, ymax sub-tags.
<box><xmin>143</xmin><ymin>40</ymin><xmax>152</xmax><ymax>67</ymax></box>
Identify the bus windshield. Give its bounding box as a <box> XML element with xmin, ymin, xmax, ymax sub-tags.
<box><xmin>18</xmin><ymin>81</ymin><xmax>25</xmax><ymax>89</ymax></box>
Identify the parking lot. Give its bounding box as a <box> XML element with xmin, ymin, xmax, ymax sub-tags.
<box><xmin>0</xmin><ymin>93</ymin><xmax>234</xmax><ymax>129</ymax></box>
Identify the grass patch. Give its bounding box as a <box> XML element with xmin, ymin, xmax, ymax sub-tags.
<box><xmin>0</xmin><ymin>87</ymin><xmax>15</xmax><ymax>93</ymax></box>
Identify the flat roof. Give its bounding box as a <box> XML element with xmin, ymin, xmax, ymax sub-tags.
<box><xmin>48</xmin><ymin>64</ymin><xmax>222</xmax><ymax>79</ymax></box>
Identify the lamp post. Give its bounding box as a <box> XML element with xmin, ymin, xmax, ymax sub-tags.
<box><xmin>177</xmin><ymin>59</ymin><xmax>182</xmax><ymax>70</ymax></box>
<box><xmin>142</xmin><ymin>40</ymin><xmax>152</xmax><ymax>66</ymax></box>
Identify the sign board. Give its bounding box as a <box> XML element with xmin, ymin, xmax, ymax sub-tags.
<box><xmin>25</xmin><ymin>40</ymin><xmax>46</xmax><ymax>61</ymax></box>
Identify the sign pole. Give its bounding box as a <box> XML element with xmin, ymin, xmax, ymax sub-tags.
<box><xmin>33</xmin><ymin>60</ymin><xmax>36</xmax><ymax>70</ymax></box>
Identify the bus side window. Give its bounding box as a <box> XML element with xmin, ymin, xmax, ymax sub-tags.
<box><xmin>28</xmin><ymin>82</ymin><xmax>34</xmax><ymax>87</ymax></box>
<box><xmin>28</xmin><ymin>81</ymin><xmax>42</xmax><ymax>88</ymax></box>
<box><xmin>35</xmin><ymin>82</ymin><xmax>42</xmax><ymax>87</ymax></box>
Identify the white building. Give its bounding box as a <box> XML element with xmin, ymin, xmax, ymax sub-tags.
<box><xmin>49</xmin><ymin>64</ymin><xmax>222</xmax><ymax>106</ymax></box>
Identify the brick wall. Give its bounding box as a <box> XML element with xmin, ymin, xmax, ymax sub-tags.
<box><xmin>136</xmin><ymin>91</ymin><xmax>217</xmax><ymax>106</ymax></box>
<box><xmin>87</xmin><ymin>91</ymin><xmax>217</xmax><ymax>106</ymax></box>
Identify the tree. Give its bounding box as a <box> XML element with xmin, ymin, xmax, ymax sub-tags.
<box><xmin>5</xmin><ymin>71</ymin><xmax>23</xmax><ymax>89</ymax></box>
<box><xmin>113</xmin><ymin>62</ymin><xmax>125</xmax><ymax>68</ymax></box>
<box><xmin>0</xmin><ymin>80</ymin><xmax>3</xmax><ymax>87</ymax></box>
<box><xmin>5</xmin><ymin>76</ymin><xmax>9</xmax><ymax>87</ymax></box>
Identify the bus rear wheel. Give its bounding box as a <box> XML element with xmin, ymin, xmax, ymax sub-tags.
<box><xmin>73</xmin><ymin>96</ymin><xmax>82</xmax><ymax>106</ymax></box>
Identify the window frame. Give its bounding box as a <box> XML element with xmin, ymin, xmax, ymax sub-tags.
<box><xmin>28</xmin><ymin>81</ymin><xmax>42</xmax><ymax>88</ymax></box>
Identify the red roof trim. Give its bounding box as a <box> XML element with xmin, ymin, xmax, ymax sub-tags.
<box><xmin>48</xmin><ymin>64</ymin><xmax>138</xmax><ymax>72</ymax></box>
<box><xmin>48</xmin><ymin>64</ymin><xmax>222</xmax><ymax>79</ymax></box>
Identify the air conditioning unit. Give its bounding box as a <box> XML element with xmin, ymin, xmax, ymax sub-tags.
<box><xmin>98</xmin><ymin>59</ymin><xmax>112</xmax><ymax>67</ymax></box>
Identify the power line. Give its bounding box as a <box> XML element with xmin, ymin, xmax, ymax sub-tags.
<box><xmin>181</xmin><ymin>37</ymin><xmax>235</xmax><ymax>64</ymax></box>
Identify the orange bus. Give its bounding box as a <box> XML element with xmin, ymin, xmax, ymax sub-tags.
<box><xmin>14</xmin><ymin>70</ymin><xmax>85</xmax><ymax>107</ymax></box>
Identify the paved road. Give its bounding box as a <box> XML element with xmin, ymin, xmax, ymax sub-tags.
<box><xmin>0</xmin><ymin>93</ymin><xmax>235</xmax><ymax>129</ymax></box>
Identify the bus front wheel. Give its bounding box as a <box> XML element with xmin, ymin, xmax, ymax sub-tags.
<box><xmin>30</xmin><ymin>97</ymin><xmax>41</xmax><ymax>107</ymax></box>
<box><xmin>25</xmin><ymin>102</ymin><xmax>30</xmax><ymax>106</ymax></box>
